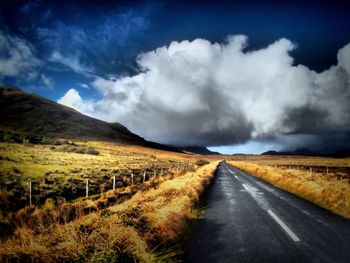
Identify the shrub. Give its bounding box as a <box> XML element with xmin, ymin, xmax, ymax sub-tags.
<box><xmin>60</xmin><ymin>145</ymin><xmax>99</xmax><ymax>155</ymax></box>
<box><xmin>40</xmin><ymin>136</ymin><xmax>52</xmax><ymax>144</ymax></box>
<box><xmin>196</xmin><ymin>159</ymin><xmax>209</xmax><ymax>166</ymax></box>
<box><xmin>4</xmin><ymin>133</ymin><xmax>22</xmax><ymax>143</ymax></box>
<box><xmin>86</xmin><ymin>147</ymin><xmax>100</xmax><ymax>155</ymax></box>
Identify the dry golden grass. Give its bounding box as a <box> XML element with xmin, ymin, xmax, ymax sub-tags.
<box><xmin>229</xmin><ymin>161</ymin><xmax>350</xmax><ymax>218</ymax></box>
<box><xmin>0</xmin><ymin>141</ymin><xmax>191</xmax><ymax>178</ymax></box>
<box><xmin>0</xmin><ymin>159</ymin><xmax>219</xmax><ymax>262</ymax></box>
<box><xmin>0</xmin><ymin>141</ymin><xmax>203</xmax><ymax>214</ymax></box>
<box><xmin>227</xmin><ymin>154</ymin><xmax>350</xmax><ymax>167</ymax></box>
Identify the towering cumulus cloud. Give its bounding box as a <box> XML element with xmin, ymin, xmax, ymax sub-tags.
<box><xmin>58</xmin><ymin>35</ymin><xmax>350</xmax><ymax>149</ymax></box>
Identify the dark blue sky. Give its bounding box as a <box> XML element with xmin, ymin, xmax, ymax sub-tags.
<box><xmin>1</xmin><ymin>0</ymin><xmax>349</xmax><ymax>100</ymax></box>
<box><xmin>1</xmin><ymin>0</ymin><xmax>350</xmax><ymax>153</ymax></box>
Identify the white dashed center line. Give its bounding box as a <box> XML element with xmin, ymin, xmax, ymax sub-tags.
<box><xmin>229</xmin><ymin>166</ymin><xmax>301</xmax><ymax>243</ymax></box>
<box><xmin>267</xmin><ymin>210</ymin><xmax>301</xmax><ymax>242</ymax></box>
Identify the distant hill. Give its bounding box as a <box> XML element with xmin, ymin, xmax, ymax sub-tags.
<box><xmin>333</xmin><ymin>149</ymin><xmax>350</xmax><ymax>158</ymax></box>
<box><xmin>261</xmin><ymin>151</ymin><xmax>280</xmax><ymax>155</ymax></box>
<box><xmin>261</xmin><ymin>149</ymin><xmax>313</xmax><ymax>156</ymax></box>
<box><xmin>261</xmin><ymin>148</ymin><xmax>350</xmax><ymax>158</ymax></box>
<box><xmin>178</xmin><ymin>146</ymin><xmax>221</xmax><ymax>155</ymax></box>
<box><xmin>0</xmin><ymin>87</ymin><xmax>179</xmax><ymax>152</ymax></box>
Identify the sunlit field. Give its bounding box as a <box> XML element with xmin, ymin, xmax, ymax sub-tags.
<box><xmin>0</xmin><ymin>140</ymin><xmax>219</xmax><ymax>261</ymax></box>
<box><xmin>0</xmin><ymin>141</ymin><xmax>196</xmax><ymax>213</ymax></box>
<box><xmin>228</xmin><ymin>156</ymin><xmax>350</xmax><ymax>218</ymax></box>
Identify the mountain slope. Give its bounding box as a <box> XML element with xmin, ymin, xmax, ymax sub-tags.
<box><xmin>178</xmin><ymin>146</ymin><xmax>221</xmax><ymax>155</ymax></box>
<box><xmin>0</xmin><ymin>87</ymin><xmax>178</xmax><ymax>151</ymax></box>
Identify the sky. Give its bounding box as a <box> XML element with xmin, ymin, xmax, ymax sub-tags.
<box><xmin>1</xmin><ymin>0</ymin><xmax>350</xmax><ymax>154</ymax></box>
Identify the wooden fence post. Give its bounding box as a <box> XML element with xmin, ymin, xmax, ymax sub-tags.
<box><xmin>29</xmin><ymin>181</ymin><xmax>32</xmax><ymax>206</ymax></box>
<box><xmin>86</xmin><ymin>179</ymin><xmax>89</xmax><ymax>197</ymax></box>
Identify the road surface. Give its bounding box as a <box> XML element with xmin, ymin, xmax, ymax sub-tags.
<box><xmin>184</xmin><ymin>162</ymin><xmax>350</xmax><ymax>262</ymax></box>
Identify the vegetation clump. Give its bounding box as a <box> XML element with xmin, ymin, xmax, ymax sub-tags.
<box><xmin>60</xmin><ymin>145</ymin><xmax>100</xmax><ymax>155</ymax></box>
<box><xmin>196</xmin><ymin>159</ymin><xmax>210</xmax><ymax>166</ymax></box>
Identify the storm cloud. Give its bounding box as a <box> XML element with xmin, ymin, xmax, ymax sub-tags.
<box><xmin>0</xmin><ymin>31</ymin><xmax>41</xmax><ymax>80</ymax></box>
<box><xmin>58</xmin><ymin>35</ymin><xmax>350</xmax><ymax>148</ymax></box>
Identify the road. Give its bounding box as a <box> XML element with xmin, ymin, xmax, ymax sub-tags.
<box><xmin>184</xmin><ymin>162</ymin><xmax>350</xmax><ymax>262</ymax></box>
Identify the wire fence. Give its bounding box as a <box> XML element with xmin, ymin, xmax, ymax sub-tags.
<box><xmin>18</xmin><ymin>164</ymin><xmax>195</xmax><ymax>208</ymax></box>
<box><xmin>267</xmin><ymin>164</ymin><xmax>350</xmax><ymax>179</ymax></box>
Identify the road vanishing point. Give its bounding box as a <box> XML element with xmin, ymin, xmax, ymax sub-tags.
<box><xmin>184</xmin><ymin>162</ymin><xmax>350</xmax><ymax>263</ymax></box>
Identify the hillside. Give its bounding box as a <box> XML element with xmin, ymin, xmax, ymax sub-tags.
<box><xmin>0</xmin><ymin>87</ymin><xmax>177</xmax><ymax>151</ymax></box>
<box><xmin>179</xmin><ymin>146</ymin><xmax>221</xmax><ymax>155</ymax></box>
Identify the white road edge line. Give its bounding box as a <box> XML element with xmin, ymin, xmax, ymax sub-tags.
<box><xmin>267</xmin><ymin>210</ymin><xmax>301</xmax><ymax>242</ymax></box>
<box><xmin>242</xmin><ymin>184</ymin><xmax>249</xmax><ymax>190</ymax></box>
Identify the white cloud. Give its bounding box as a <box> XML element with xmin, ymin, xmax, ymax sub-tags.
<box><xmin>49</xmin><ymin>51</ymin><xmax>93</xmax><ymax>75</ymax></box>
<box><xmin>57</xmin><ymin>88</ymin><xmax>95</xmax><ymax>114</ymax></box>
<box><xmin>80</xmin><ymin>83</ymin><xmax>90</xmax><ymax>89</ymax></box>
<box><xmin>40</xmin><ymin>74</ymin><xmax>54</xmax><ymax>89</ymax></box>
<box><xmin>0</xmin><ymin>31</ymin><xmax>41</xmax><ymax>79</ymax></box>
<box><xmin>337</xmin><ymin>43</ymin><xmax>350</xmax><ymax>74</ymax></box>
<box><xmin>57</xmin><ymin>88</ymin><xmax>82</xmax><ymax>108</ymax></box>
<box><xmin>58</xmin><ymin>36</ymin><xmax>350</xmax><ymax>147</ymax></box>
<box><xmin>0</xmin><ymin>31</ymin><xmax>56</xmax><ymax>91</ymax></box>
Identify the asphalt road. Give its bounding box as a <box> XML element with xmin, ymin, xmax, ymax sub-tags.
<box><xmin>184</xmin><ymin>162</ymin><xmax>350</xmax><ymax>263</ymax></box>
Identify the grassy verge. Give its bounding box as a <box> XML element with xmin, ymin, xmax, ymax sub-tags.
<box><xmin>0</xmin><ymin>161</ymin><xmax>219</xmax><ymax>262</ymax></box>
<box><xmin>0</xmin><ymin>141</ymin><xmax>196</xmax><ymax>215</ymax></box>
<box><xmin>229</xmin><ymin>161</ymin><xmax>350</xmax><ymax>218</ymax></box>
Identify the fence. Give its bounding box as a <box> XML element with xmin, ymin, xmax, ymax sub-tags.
<box><xmin>267</xmin><ymin>164</ymin><xmax>350</xmax><ymax>179</ymax></box>
<box><xmin>21</xmin><ymin>164</ymin><xmax>195</xmax><ymax>208</ymax></box>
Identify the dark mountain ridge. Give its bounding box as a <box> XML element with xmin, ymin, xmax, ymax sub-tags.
<box><xmin>178</xmin><ymin>146</ymin><xmax>221</xmax><ymax>155</ymax></box>
<box><xmin>261</xmin><ymin>148</ymin><xmax>350</xmax><ymax>158</ymax></box>
<box><xmin>0</xmin><ymin>87</ymin><xmax>179</xmax><ymax>152</ymax></box>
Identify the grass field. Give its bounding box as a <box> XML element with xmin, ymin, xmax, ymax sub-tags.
<box><xmin>228</xmin><ymin>156</ymin><xmax>350</xmax><ymax>218</ymax></box>
<box><xmin>0</xmin><ymin>141</ymin><xmax>198</xmax><ymax>213</ymax></box>
<box><xmin>2</xmin><ymin>140</ymin><xmax>350</xmax><ymax>262</ymax></box>
<box><xmin>0</xmin><ymin>141</ymin><xmax>219</xmax><ymax>261</ymax></box>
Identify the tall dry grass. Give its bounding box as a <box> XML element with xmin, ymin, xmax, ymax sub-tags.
<box><xmin>0</xmin><ymin>162</ymin><xmax>219</xmax><ymax>262</ymax></box>
<box><xmin>229</xmin><ymin>161</ymin><xmax>350</xmax><ymax>218</ymax></box>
